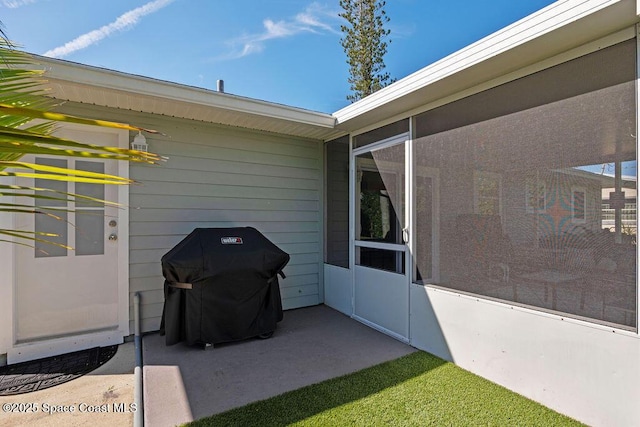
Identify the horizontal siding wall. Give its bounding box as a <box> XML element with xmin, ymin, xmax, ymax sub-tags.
<box><xmin>58</xmin><ymin>103</ymin><xmax>324</xmax><ymax>334</ymax></box>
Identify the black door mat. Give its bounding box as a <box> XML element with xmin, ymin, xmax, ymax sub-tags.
<box><xmin>0</xmin><ymin>345</ymin><xmax>118</xmax><ymax>396</ymax></box>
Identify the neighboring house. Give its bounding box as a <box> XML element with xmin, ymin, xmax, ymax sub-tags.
<box><xmin>0</xmin><ymin>1</ymin><xmax>638</xmax><ymax>426</ymax></box>
<box><xmin>601</xmin><ymin>175</ymin><xmax>637</xmax><ymax>232</ymax></box>
<box><xmin>508</xmin><ymin>168</ymin><xmax>627</xmax><ymax>244</ymax></box>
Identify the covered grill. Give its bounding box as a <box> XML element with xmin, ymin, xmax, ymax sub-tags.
<box><xmin>159</xmin><ymin>227</ymin><xmax>289</xmax><ymax>346</ymax></box>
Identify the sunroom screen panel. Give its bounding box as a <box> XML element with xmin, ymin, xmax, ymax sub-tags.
<box><xmin>414</xmin><ymin>40</ymin><xmax>637</xmax><ymax>330</ymax></box>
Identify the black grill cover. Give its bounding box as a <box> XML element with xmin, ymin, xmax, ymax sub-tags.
<box><xmin>159</xmin><ymin>227</ymin><xmax>289</xmax><ymax>346</ymax></box>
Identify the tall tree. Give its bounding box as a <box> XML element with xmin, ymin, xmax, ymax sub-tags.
<box><xmin>339</xmin><ymin>0</ymin><xmax>392</xmax><ymax>102</ymax></box>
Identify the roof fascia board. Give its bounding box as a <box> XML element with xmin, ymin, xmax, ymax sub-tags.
<box><xmin>333</xmin><ymin>0</ymin><xmax>631</xmax><ymax>125</ymax></box>
<box><xmin>32</xmin><ymin>55</ymin><xmax>336</xmax><ymax>129</ymax></box>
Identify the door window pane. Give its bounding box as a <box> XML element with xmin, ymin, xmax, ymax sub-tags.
<box><xmin>357</xmin><ymin>247</ymin><xmax>405</xmax><ymax>274</ymax></box>
<box><xmin>74</xmin><ymin>161</ymin><xmax>106</xmax><ymax>255</ymax></box>
<box><xmin>75</xmin><ymin>161</ymin><xmax>105</xmax><ymax>206</ymax></box>
<box><xmin>75</xmin><ymin>210</ymin><xmax>104</xmax><ymax>256</ymax></box>
<box><xmin>356</xmin><ymin>145</ymin><xmax>405</xmax><ymax>244</ymax></box>
<box><xmin>35</xmin><ymin>212</ymin><xmax>68</xmax><ymax>257</ymax></box>
<box><xmin>35</xmin><ymin>158</ymin><xmax>67</xmax><ymax>207</ymax></box>
<box><xmin>34</xmin><ymin>158</ymin><xmax>68</xmax><ymax>257</ymax></box>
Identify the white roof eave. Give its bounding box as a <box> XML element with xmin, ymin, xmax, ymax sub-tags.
<box><xmin>31</xmin><ymin>54</ymin><xmax>338</xmax><ymax>140</ymax></box>
<box><xmin>333</xmin><ymin>0</ymin><xmax>639</xmax><ymax>133</ymax></box>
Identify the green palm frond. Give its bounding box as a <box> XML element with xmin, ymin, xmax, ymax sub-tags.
<box><xmin>0</xmin><ymin>161</ymin><xmax>133</xmax><ymax>183</ymax></box>
<box><xmin>1</xmin><ymin>32</ymin><xmax>163</xmax><ymax>249</ymax></box>
<box><xmin>0</xmin><ymin>127</ymin><xmax>160</xmax><ymax>164</ymax></box>
<box><xmin>0</xmin><ymin>228</ymin><xmax>73</xmax><ymax>253</ymax></box>
<box><xmin>0</xmin><ymin>183</ymin><xmax>122</xmax><ymax>207</ymax></box>
<box><xmin>0</xmin><ymin>103</ymin><xmax>163</xmax><ymax>135</ymax></box>
<box><xmin>0</xmin><ymin>202</ymin><xmax>71</xmax><ymax>214</ymax></box>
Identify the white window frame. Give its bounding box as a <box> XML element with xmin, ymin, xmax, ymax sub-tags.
<box><xmin>571</xmin><ymin>186</ymin><xmax>587</xmax><ymax>224</ymax></box>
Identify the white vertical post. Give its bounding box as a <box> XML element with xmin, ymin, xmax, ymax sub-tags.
<box><xmin>349</xmin><ymin>133</ymin><xmax>356</xmax><ymax>315</ymax></box>
<box><xmin>406</xmin><ymin>117</ymin><xmax>415</xmax><ymax>341</ymax></box>
<box><xmin>635</xmin><ymin>24</ymin><xmax>639</xmax><ymax>330</ymax></box>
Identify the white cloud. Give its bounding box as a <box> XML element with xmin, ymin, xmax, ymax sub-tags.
<box><xmin>1</xmin><ymin>0</ymin><xmax>37</xmax><ymax>8</ymax></box>
<box><xmin>295</xmin><ymin>3</ymin><xmax>341</xmax><ymax>35</ymax></box>
<box><xmin>224</xmin><ymin>2</ymin><xmax>340</xmax><ymax>60</ymax></box>
<box><xmin>263</xmin><ymin>19</ymin><xmax>296</xmax><ymax>39</ymax></box>
<box><xmin>43</xmin><ymin>0</ymin><xmax>175</xmax><ymax>58</ymax></box>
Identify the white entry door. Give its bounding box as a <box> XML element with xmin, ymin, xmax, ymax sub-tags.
<box><xmin>10</xmin><ymin>125</ymin><xmax>129</xmax><ymax>363</ymax></box>
<box><xmin>353</xmin><ymin>134</ymin><xmax>410</xmax><ymax>341</ymax></box>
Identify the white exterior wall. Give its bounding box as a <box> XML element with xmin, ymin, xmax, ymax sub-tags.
<box><xmin>410</xmin><ymin>285</ymin><xmax>640</xmax><ymax>427</ymax></box>
<box><xmin>323</xmin><ymin>264</ymin><xmax>352</xmax><ymax>316</ymax></box>
<box><xmin>57</xmin><ymin>103</ymin><xmax>324</xmax><ymax>334</ymax></box>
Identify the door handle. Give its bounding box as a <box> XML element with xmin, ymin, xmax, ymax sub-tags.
<box><xmin>402</xmin><ymin>228</ymin><xmax>409</xmax><ymax>244</ymax></box>
<box><xmin>108</xmin><ymin>234</ymin><xmax>118</xmax><ymax>241</ymax></box>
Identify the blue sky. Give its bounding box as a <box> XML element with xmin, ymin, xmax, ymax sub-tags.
<box><xmin>1</xmin><ymin>0</ymin><xmax>556</xmax><ymax>113</ymax></box>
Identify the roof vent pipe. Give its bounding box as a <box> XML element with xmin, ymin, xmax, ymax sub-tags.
<box><xmin>217</xmin><ymin>79</ymin><xmax>224</xmax><ymax>93</ymax></box>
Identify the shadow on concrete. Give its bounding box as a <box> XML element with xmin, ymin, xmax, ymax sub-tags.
<box><xmin>194</xmin><ymin>350</ymin><xmax>446</xmax><ymax>426</ymax></box>
<box><xmin>142</xmin><ymin>304</ymin><xmax>417</xmax><ymax>427</ymax></box>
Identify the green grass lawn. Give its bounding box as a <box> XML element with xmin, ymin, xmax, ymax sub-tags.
<box><xmin>187</xmin><ymin>351</ymin><xmax>585</xmax><ymax>427</ymax></box>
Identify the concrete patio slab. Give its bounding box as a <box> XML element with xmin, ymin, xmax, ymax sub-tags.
<box><xmin>142</xmin><ymin>304</ymin><xmax>416</xmax><ymax>427</ymax></box>
<box><xmin>0</xmin><ymin>342</ymin><xmax>135</xmax><ymax>427</ymax></box>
